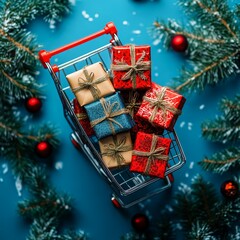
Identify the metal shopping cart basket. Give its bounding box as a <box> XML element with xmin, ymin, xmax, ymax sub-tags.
<box><xmin>38</xmin><ymin>22</ymin><xmax>186</xmax><ymax>208</ymax></box>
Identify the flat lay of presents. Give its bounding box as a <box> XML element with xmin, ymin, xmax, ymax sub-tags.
<box><xmin>66</xmin><ymin>44</ymin><xmax>186</xmax><ymax>179</ymax></box>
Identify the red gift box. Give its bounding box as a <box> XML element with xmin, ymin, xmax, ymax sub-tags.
<box><xmin>130</xmin><ymin>132</ymin><xmax>171</xmax><ymax>178</ymax></box>
<box><xmin>73</xmin><ymin>98</ymin><xmax>95</xmax><ymax>136</ymax></box>
<box><xmin>136</xmin><ymin>83</ymin><xmax>186</xmax><ymax>131</ymax></box>
<box><xmin>111</xmin><ymin>45</ymin><xmax>152</xmax><ymax>90</ymax></box>
<box><xmin>120</xmin><ymin>90</ymin><xmax>164</xmax><ymax>138</ymax></box>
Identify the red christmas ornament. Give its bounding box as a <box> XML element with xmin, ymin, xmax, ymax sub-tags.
<box><xmin>221</xmin><ymin>180</ymin><xmax>239</xmax><ymax>199</ymax></box>
<box><xmin>170</xmin><ymin>34</ymin><xmax>188</xmax><ymax>52</ymax></box>
<box><xmin>131</xmin><ymin>213</ymin><xmax>149</xmax><ymax>232</ymax></box>
<box><xmin>35</xmin><ymin>141</ymin><xmax>52</xmax><ymax>158</ymax></box>
<box><xmin>25</xmin><ymin>97</ymin><xmax>42</xmax><ymax>113</ymax></box>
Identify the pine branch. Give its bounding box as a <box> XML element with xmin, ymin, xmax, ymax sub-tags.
<box><xmin>150</xmin><ymin>0</ymin><xmax>240</xmax><ymax>93</ymax></box>
<box><xmin>201</xmin><ymin>95</ymin><xmax>240</xmax><ymax>143</ymax></box>
<box><xmin>199</xmin><ymin>147</ymin><xmax>240</xmax><ymax>174</ymax></box>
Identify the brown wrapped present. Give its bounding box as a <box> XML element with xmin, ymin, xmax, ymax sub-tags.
<box><xmin>66</xmin><ymin>62</ymin><xmax>115</xmax><ymax>106</ymax></box>
<box><xmin>99</xmin><ymin>132</ymin><xmax>133</xmax><ymax>169</ymax></box>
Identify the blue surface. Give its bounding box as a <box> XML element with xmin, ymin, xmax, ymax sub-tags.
<box><xmin>0</xmin><ymin>0</ymin><xmax>240</xmax><ymax>239</ymax></box>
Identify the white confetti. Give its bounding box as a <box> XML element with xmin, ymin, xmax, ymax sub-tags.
<box><xmin>15</xmin><ymin>176</ymin><xmax>22</xmax><ymax>197</ymax></box>
<box><xmin>55</xmin><ymin>161</ymin><xmax>63</xmax><ymax>170</ymax></box>
<box><xmin>199</xmin><ymin>104</ymin><xmax>205</xmax><ymax>110</ymax></box>
<box><xmin>0</xmin><ymin>178</ymin><xmax>3</xmax><ymax>182</ymax></box>
<box><xmin>188</xmin><ymin>122</ymin><xmax>193</xmax><ymax>130</ymax></box>
<box><xmin>154</xmin><ymin>73</ymin><xmax>159</xmax><ymax>77</ymax></box>
<box><xmin>157</xmin><ymin>49</ymin><xmax>162</xmax><ymax>53</ymax></box>
<box><xmin>132</xmin><ymin>30</ymin><xmax>141</xmax><ymax>35</ymax></box>
<box><xmin>185</xmin><ymin>173</ymin><xmax>189</xmax><ymax>178</ymax></box>
<box><xmin>152</xmin><ymin>38</ymin><xmax>161</xmax><ymax>46</ymax></box>
<box><xmin>189</xmin><ymin>162</ymin><xmax>194</xmax><ymax>169</ymax></box>
<box><xmin>2</xmin><ymin>163</ymin><xmax>8</xmax><ymax>174</ymax></box>
<box><xmin>88</xmin><ymin>17</ymin><xmax>93</xmax><ymax>22</ymax></box>
<box><xmin>130</xmin><ymin>38</ymin><xmax>134</xmax><ymax>42</ymax></box>
<box><xmin>123</xmin><ymin>20</ymin><xmax>129</xmax><ymax>25</ymax></box>
<box><xmin>49</xmin><ymin>19</ymin><xmax>56</xmax><ymax>30</ymax></box>
<box><xmin>82</xmin><ymin>11</ymin><xmax>89</xmax><ymax>19</ymax></box>
<box><xmin>166</xmin><ymin>204</ymin><xmax>173</xmax><ymax>212</ymax></box>
<box><xmin>94</xmin><ymin>13</ymin><xmax>99</xmax><ymax>18</ymax></box>
<box><xmin>132</xmin><ymin>11</ymin><xmax>136</xmax><ymax>15</ymax></box>
<box><xmin>180</xmin><ymin>121</ymin><xmax>185</xmax><ymax>128</ymax></box>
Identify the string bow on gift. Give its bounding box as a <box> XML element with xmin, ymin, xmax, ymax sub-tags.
<box><xmin>143</xmin><ymin>87</ymin><xmax>182</xmax><ymax>124</ymax></box>
<box><xmin>72</xmin><ymin>68</ymin><xmax>108</xmax><ymax>100</ymax></box>
<box><xmin>90</xmin><ymin>98</ymin><xmax>129</xmax><ymax>135</ymax></box>
<box><xmin>102</xmin><ymin>136</ymin><xmax>132</xmax><ymax>166</ymax></box>
<box><xmin>126</xmin><ymin>91</ymin><xmax>141</xmax><ymax>117</ymax></box>
<box><xmin>111</xmin><ymin>45</ymin><xmax>151</xmax><ymax>89</ymax></box>
<box><xmin>132</xmin><ymin>134</ymin><xmax>169</xmax><ymax>175</ymax></box>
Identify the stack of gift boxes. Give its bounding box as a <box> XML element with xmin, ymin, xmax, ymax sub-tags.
<box><xmin>66</xmin><ymin>44</ymin><xmax>186</xmax><ymax>179</ymax></box>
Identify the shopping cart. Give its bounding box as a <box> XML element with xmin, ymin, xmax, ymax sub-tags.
<box><xmin>38</xmin><ymin>22</ymin><xmax>186</xmax><ymax>208</ymax></box>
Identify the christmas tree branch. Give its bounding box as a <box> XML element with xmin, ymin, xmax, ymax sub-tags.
<box><xmin>153</xmin><ymin>21</ymin><xmax>225</xmax><ymax>44</ymax></box>
<box><xmin>194</xmin><ymin>0</ymin><xmax>237</xmax><ymax>38</ymax></box>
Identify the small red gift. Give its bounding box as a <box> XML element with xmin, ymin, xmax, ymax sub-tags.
<box><xmin>120</xmin><ymin>90</ymin><xmax>164</xmax><ymax>139</ymax></box>
<box><xmin>136</xmin><ymin>83</ymin><xmax>186</xmax><ymax>131</ymax></box>
<box><xmin>73</xmin><ymin>98</ymin><xmax>94</xmax><ymax>136</ymax></box>
<box><xmin>111</xmin><ymin>45</ymin><xmax>152</xmax><ymax>90</ymax></box>
<box><xmin>130</xmin><ymin>132</ymin><xmax>171</xmax><ymax>178</ymax></box>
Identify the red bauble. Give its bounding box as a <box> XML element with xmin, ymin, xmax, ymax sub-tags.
<box><xmin>170</xmin><ymin>34</ymin><xmax>188</xmax><ymax>52</ymax></box>
<box><xmin>25</xmin><ymin>97</ymin><xmax>42</xmax><ymax>113</ymax></box>
<box><xmin>131</xmin><ymin>213</ymin><xmax>149</xmax><ymax>232</ymax></box>
<box><xmin>220</xmin><ymin>180</ymin><xmax>239</xmax><ymax>199</ymax></box>
<box><xmin>35</xmin><ymin>141</ymin><xmax>52</xmax><ymax>158</ymax></box>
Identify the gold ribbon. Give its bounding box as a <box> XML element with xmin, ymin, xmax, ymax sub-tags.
<box><xmin>143</xmin><ymin>87</ymin><xmax>182</xmax><ymax>124</ymax></box>
<box><xmin>72</xmin><ymin>68</ymin><xmax>108</xmax><ymax>100</ymax></box>
<box><xmin>101</xmin><ymin>136</ymin><xmax>132</xmax><ymax>166</ymax></box>
<box><xmin>111</xmin><ymin>45</ymin><xmax>151</xmax><ymax>89</ymax></box>
<box><xmin>125</xmin><ymin>91</ymin><xmax>141</xmax><ymax>117</ymax></box>
<box><xmin>90</xmin><ymin>98</ymin><xmax>129</xmax><ymax>135</ymax></box>
<box><xmin>132</xmin><ymin>134</ymin><xmax>169</xmax><ymax>175</ymax></box>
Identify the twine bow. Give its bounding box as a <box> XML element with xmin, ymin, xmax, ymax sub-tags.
<box><xmin>101</xmin><ymin>136</ymin><xmax>132</xmax><ymax>166</ymax></box>
<box><xmin>143</xmin><ymin>87</ymin><xmax>182</xmax><ymax>124</ymax></box>
<box><xmin>72</xmin><ymin>68</ymin><xmax>108</xmax><ymax>100</ymax></box>
<box><xmin>111</xmin><ymin>45</ymin><xmax>151</xmax><ymax>89</ymax></box>
<box><xmin>132</xmin><ymin>134</ymin><xmax>169</xmax><ymax>174</ymax></box>
<box><xmin>90</xmin><ymin>98</ymin><xmax>129</xmax><ymax>135</ymax></box>
<box><xmin>76</xmin><ymin>112</ymin><xmax>88</xmax><ymax>121</ymax></box>
<box><xmin>126</xmin><ymin>92</ymin><xmax>141</xmax><ymax>117</ymax></box>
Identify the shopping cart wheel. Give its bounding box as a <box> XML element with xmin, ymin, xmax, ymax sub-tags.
<box><xmin>111</xmin><ymin>195</ymin><xmax>122</xmax><ymax>209</ymax></box>
<box><xmin>70</xmin><ymin>133</ymin><xmax>81</xmax><ymax>150</ymax></box>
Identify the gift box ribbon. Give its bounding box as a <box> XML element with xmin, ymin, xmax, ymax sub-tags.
<box><xmin>101</xmin><ymin>136</ymin><xmax>132</xmax><ymax>166</ymax></box>
<box><xmin>76</xmin><ymin>113</ymin><xmax>88</xmax><ymax>121</ymax></box>
<box><xmin>90</xmin><ymin>98</ymin><xmax>129</xmax><ymax>135</ymax></box>
<box><xmin>126</xmin><ymin>92</ymin><xmax>141</xmax><ymax>117</ymax></box>
<box><xmin>72</xmin><ymin>68</ymin><xmax>108</xmax><ymax>100</ymax></box>
<box><xmin>111</xmin><ymin>45</ymin><xmax>151</xmax><ymax>89</ymax></box>
<box><xmin>143</xmin><ymin>87</ymin><xmax>182</xmax><ymax>124</ymax></box>
<box><xmin>132</xmin><ymin>134</ymin><xmax>169</xmax><ymax>174</ymax></box>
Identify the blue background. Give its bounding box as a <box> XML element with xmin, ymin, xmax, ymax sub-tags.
<box><xmin>0</xmin><ymin>0</ymin><xmax>239</xmax><ymax>239</ymax></box>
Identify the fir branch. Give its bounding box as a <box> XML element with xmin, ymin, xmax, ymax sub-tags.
<box><xmin>199</xmin><ymin>147</ymin><xmax>240</xmax><ymax>174</ymax></box>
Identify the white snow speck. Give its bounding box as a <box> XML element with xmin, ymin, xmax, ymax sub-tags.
<box><xmin>166</xmin><ymin>205</ymin><xmax>173</xmax><ymax>212</ymax></box>
<box><xmin>130</xmin><ymin>38</ymin><xmax>134</xmax><ymax>42</ymax></box>
<box><xmin>185</xmin><ymin>173</ymin><xmax>189</xmax><ymax>178</ymax></box>
<box><xmin>152</xmin><ymin>38</ymin><xmax>161</xmax><ymax>46</ymax></box>
<box><xmin>132</xmin><ymin>11</ymin><xmax>136</xmax><ymax>15</ymax></box>
<box><xmin>94</xmin><ymin>13</ymin><xmax>99</xmax><ymax>18</ymax></box>
<box><xmin>123</xmin><ymin>20</ymin><xmax>129</xmax><ymax>25</ymax></box>
<box><xmin>180</xmin><ymin>121</ymin><xmax>185</xmax><ymax>128</ymax></box>
<box><xmin>154</xmin><ymin>73</ymin><xmax>159</xmax><ymax>77</ymax></box>
<box><xmin>68</xmin><ymin>0</ymin><xmax>76</xmax><ymax>5</ymax></box>
<box><xmin>188</xmin><ymin>122</ymin><xmax>193</xmax><ymax>130</ymax></box>
<box><xmin>157</xmin><ymin>49</ymin><xmax>162</xmax><ymax>53</ymax></box>
<box><xmin>88</xmin><ymin>17</ymin><xmax>93</xmax><ymax>22</ymax></box>
<box><xmin>55</xmin><ymin>161</ymin><xmax>63</xmax><ymax>170</ymax></box>
<box><xmin>2</xmin><ymin>163</ymin><xmax>8</xmax><ymax>174</ymax></box>
<box><xmin>82</xmin><ymin>11</ymin><xmax>89</xmax><ymax>19</ymax></box>
<box><xmin>0</xmin><ymin>178</ymin><xmax>3</xmax><ymax>183</ymax></box>
<box><xmin>132</xmin><ymin>30</ymin><xmax>141</xmax><ymax>35</ymax></box>
<box><xmin>54</xmin><ymin>58</ymin><xmax>59</xmax><ymax>62</ymax></box>
<box><xmin>199</xmin><ymin>104</ymin><xmax>205</xmax><ymax>110</ymax></box>
<box><xmin>15</xmin><ymin>176</ymin><xmax>22</xmax><ymax>197</ymax></box>
<box><xmin>189</xmin><ymin>162</ymin><xmax>194</xmax><ymax>169</ymax></box>
<box><xmin>49</xmin><ymin>19</ymin><xmax>56</xmax><ymax>30</ymax></box>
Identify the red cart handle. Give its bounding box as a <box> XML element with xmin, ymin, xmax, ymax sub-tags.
<box><xmin>38</xmin><ymin>22</ymin><xmax>117</xmax><ymax>68</ymax></box>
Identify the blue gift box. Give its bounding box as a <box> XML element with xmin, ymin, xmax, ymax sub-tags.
<box><xmin>84</xmin><ymin>92</ymin><xmax>135</xmax><ymax>139</ymax></box>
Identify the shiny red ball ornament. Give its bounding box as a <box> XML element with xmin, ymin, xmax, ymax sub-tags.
<box><xmin>131</xmin><ymin>213</ymin><xmax>149</xmax><ymax>232</ymax></box>
<box><xmin>35</xmin><ymin>141</ymin><xmax>52</xmax><ymax>158</ymax></box>
<box><xmin>220</xmin><ymin>180</ymin><xmax>239</xmax><ymax>199</ymax></box>
<box><xmin>170</xmin><ymin>34</ymin><xmax>188</xmax><ymax>52</ymax></box>
<box><xmin>25</xmin><ymin>97</ymin><xmax>42</xmax><ymax>113</ymax></box>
